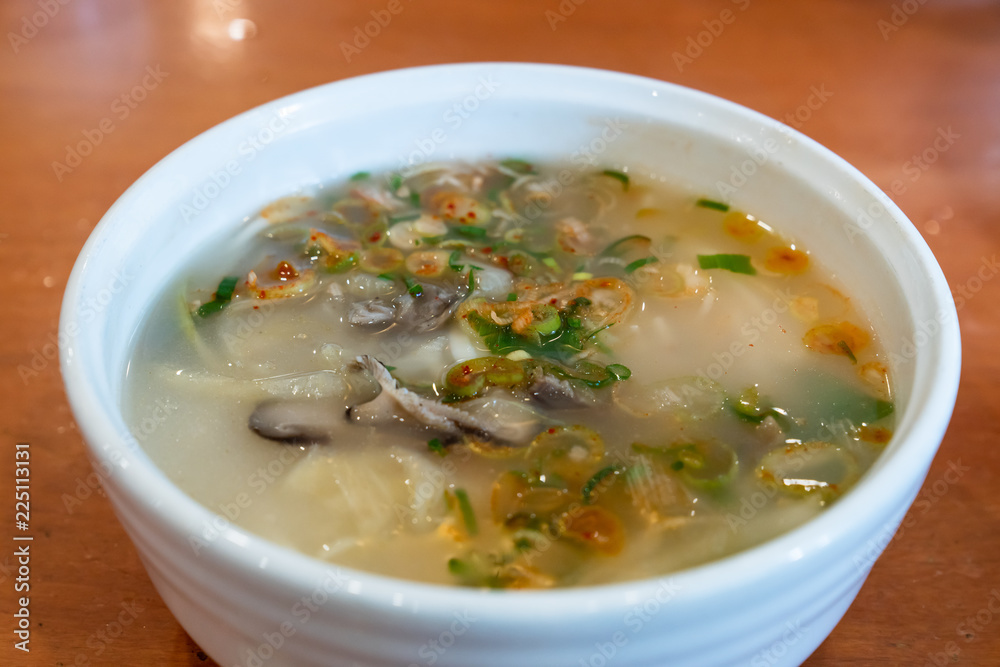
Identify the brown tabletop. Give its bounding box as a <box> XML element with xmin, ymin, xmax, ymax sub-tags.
<box><xmin>2</xmin><ymin>0</ymin><xmax>998</xmax><ymax>665</ymax></box>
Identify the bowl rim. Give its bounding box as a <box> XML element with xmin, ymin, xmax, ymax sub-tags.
<box><xmin>60</xmin><ymin>62</ymin><xmax>962</xmax><ymax>619</ymax></box>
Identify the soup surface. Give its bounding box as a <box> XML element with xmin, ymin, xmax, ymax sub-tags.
<box><xmin>124</xmin><ymin>160</ymin><xmax>894</xmax><ymax>587</ymax></box>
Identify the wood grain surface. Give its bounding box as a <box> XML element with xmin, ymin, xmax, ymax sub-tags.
<box><xmin>1</xmin><ymin>0</ymin><xmax>997</xmax><ymax>665</ymax></box>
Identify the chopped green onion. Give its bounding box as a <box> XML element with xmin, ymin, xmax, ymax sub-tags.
<box><xmin>196</xmin><ymin>276</ymin><xmax>240</xmax><ymax>317</ymax></box>
<box><xmin>500</xmin><ymin>158</ymin><xmax>535</xmax><ymax>174</ymax></box>
<box><xmin>605</xmin><ymin>363</ymin><xmax>632</xmax><ymax>380</ymax></box>
<box><xmin>506</xmin><ymin>292</ymin><xmax>518</xmax><ymax>302</ymax></box>
<box><xmin>468</xmin><ymin>266</ymin><xmax>479</xmax><ymax>291</ymax></box>
<box><xmin>327</xmin><ymin>252</ymin><xmax>359</xmax><ymax>273</ymax></box>
<box><xmin>582</xmin><ymin>465</ymin><xmax>622</xmax><ymax>504</ymax></box>
<box><xmin>542</xmin><ymin>257</ymin><xmax>560</xmax><ymax>271</ymax></box>
<box><xmin>349</xmin><ymin>171</ymin><xmax>370</xmax><ymax>181</ymax></box>
<box><xmin>448</xmin><ymin>250</ymin><xmax>464</xmax><ymax>272</ymax></box>
<box><xmin>403</xmin><ymin>276</ymin><xmax>423</xmax><ymax>297</ymax></box>
<box><xmin>696</xmin><ymin>198</ymin><xmax>730</xmax><ymax>212</ymax></box>
<box><xmin>384</xmin><ymin>365</ymin><xmax>396</xmax><ymax>372</ymax></box>
<box><xmin>376</xmin><ymin>272</ymin><xmax>395</xmax><ymax>281</ymax></box>
<box><xmin>388</xmin><ymin>173</ymin><xmax>403</xmax><ymax>192</ymax></box>
<box><xmin>409</xmin><ymin>191</ymin><xmax>421</xmax><ymax>208</ymax></box>
<box><xmin>388</xmin><ymin>212</ymin><xmax>422</xmax><ymax>225</ymax></box>
<box><xmin>428</xmin><ymin>438</ymin><xmax>446</xmax><ymax>457</ymax></box>
<box><xmin>697</xmin><ymin>254</ymin><xmax>756</xmax><ymax>275</ymax></box>
<box><xmin>601</xmin><ymin>169</ymin><xmax>630</xmax><ymax>191</ymax></box>
<box><xmin>625</xmin><ymin>257</ymin><xmax>658</xmax><ymax>273</ymax></box>
<box><xmin>670</xmin><ymin>460</ymin><xmax>685</xmax><ymax>471</ymax></box>
<box><xmin>601</xmin><ymin>234</ymin><xmax>652</xmax><ymax>258</ymax></box>
<box><xmin>454</xmin><ymin>225</ymin><xmax>487</xmax><ymax>239</ymax></box>
<box><xmin>585</xmin><ymin>322</ymin><xmax>614</xmax><ymax>341</ymax></box>
<box><xmin>837</xmin><ymin>340</ymin><xmax>858</xmax><ymax>364</ymax></box>
<box><xmin>454</xmin><ymin>488</ymin><xmax>478</xmax><ymax>536</ymax></box>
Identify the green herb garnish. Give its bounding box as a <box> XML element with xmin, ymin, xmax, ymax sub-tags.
<box><xmin>403</xmin><ymin>276</ymin><xmax>423</xmax><ymax>297</ymax></box>
<box><xmin>428</xmin><ymin>438</ymin><xmax>446</xmax><ymax>457</ymax></box>
<box><xmin>582</xmin><ymin>465</ymin><xmax>622</xmax><ymax>504</ymax></box>
<box><xmin>448</xmin><ymin>250</ymin><xmax>464</xmax><ymax>272</ymax></box>
<box><xmin>388</xmin><ymin>212</ymin><xmax>422</xmax><ymax>225</ymax></box>
<box><xmin>388</xmin><ymin>173</ymin><xmax>403</xmax><ymax>192</ymax></box>
<box><xmin>196</xmin><ymin>276</ymin><xmax>239</xmax><ymax>317</ymax></box>
<box><xmin>601</xmin><ymin>169</ymin><xmax>630</xmax><ymax>191</ymax></box>
<box><xmin>696</xmin><ymin>198</ymin><xmax>730</xmax><ymax>212</ymax></box>
<box><xmin>349</xmin><ymin>171</ymin><xmax>370</xmax><ymax>181</ymax></box>
<box><xmin>453</xmin><ymin>225</ymin><xmax>488</xmax><ymax>239</ymax></box>
<box><xmin>454</xmin><ymin>488</ymin><xmax>478</xmax><ymax>536</ymax></box>
<box><xmin>500</xmin><ymin>158</ymin><xmax>535</xmax><ymax>175</ymax></box>
<box><xmin>625</xmin><ymin>257</ymin><xmax>658</xmax><ymax>273</ymax></box>
<box><xmin>601</xmin><ymin>234</ymin><xmax>652</xmax><ymax>258</ymax></box>
<box><xmin>376</xmin><ymin>272</ymin><xmax>395</xmax><ymax>281</ymax></box>
<box><xmin>697</xmin><ymin>254</ymin><xmax>756</xmax><ymax>275</ymax></box>
<box><xmin>506</xmin><ymin>292</ymin><xmax>518</xmax><ymax>302</ymax></box>
<box><xmin>605</xmin><ymin>363</ymin><xmax>632</xmax><ymax>380</ymax></box>
<box><xmin>837</xmin><ymin>340</ymin><xmax>858</xmax><ymax>364</ymax></box>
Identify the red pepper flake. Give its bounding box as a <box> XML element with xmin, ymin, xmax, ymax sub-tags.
<box><xmin>369</xmin><ymin>231</ymin><xmax>382</xmax><ymax>243</ymax></box>
<box><xmin>259</xmin><ymin>290</ymin><xmax>266</xmax><ymax>298</ymax></box>
<box><xmin>549</xmin><ymin>298</ymin><xmax>558</xmax><ymax>304</ymax></box>
<box><xmin>253</xmin><ymin>305</ymin><xmax>259</xmax><ymax>310</ymax></box>
<box><xmin>468</xmin><ymin>211</ymin><xmax>477</xmax><ymax>219</ymax></box>
<box><xmin>547</xmin><ymin>427</ymin><xmax>556</xmax><ymax>434</ymax></box>
<box><xmin>481</xmin><ymin>247</ymin><xmax>492</xmax><ymax>254</ymax></box>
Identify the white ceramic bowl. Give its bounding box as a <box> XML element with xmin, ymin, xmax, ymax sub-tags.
<box><xmin>61</xmin><ymin>63</ymin><xmax>960</xmax><ymax>667</ymax></box>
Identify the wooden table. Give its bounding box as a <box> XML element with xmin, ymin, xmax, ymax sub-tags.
<box><xmin>2</xmin><ymin>0</ymin><xmax>997</xmax><ymax>664</ymax></box>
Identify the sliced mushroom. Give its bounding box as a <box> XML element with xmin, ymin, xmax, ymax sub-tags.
<box><xmin>348</xmin><ymin>282</ymin><xmax>468</xmax><ymax>333</ymax></box>
<box><xmin>527</xmin><ymin>368</ymin><xmax>598</xmax><ymax>409</ymax></box>
<box><xmin>249</xmin><ymin>398</ymin><xmax>342</xmax><ymax>443</ymax></box>
<box><xmin>348</xmin><ymin>355</ymin><xmax>538</xmax><ymax>445</ymax></box>
<box><xmin>347</xmin><ymin>300</ymin><xmax>396</xmax><ymax>328</ymax></box>
<box><xmin>397</xmin><ymin>282</ymin><xmax>469</xmax><ymax>332</ymax></box>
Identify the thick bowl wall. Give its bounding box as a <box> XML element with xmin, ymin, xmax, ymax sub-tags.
<box><xmin>60</xmin><ymin>63</ymin><xmax>960</xmax><ymax>667</ymax></box>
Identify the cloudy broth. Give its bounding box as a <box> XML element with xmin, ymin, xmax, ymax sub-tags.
<box><xmin>124</xmin><ymin>160</ymin><xmax>894</xmax><ymax>587</ymax></box>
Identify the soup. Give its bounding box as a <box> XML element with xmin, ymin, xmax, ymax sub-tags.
<box><xmin>123</xmin><ymin>159</ymin><xmax>894</xmax><ymax>587</ymax></box>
